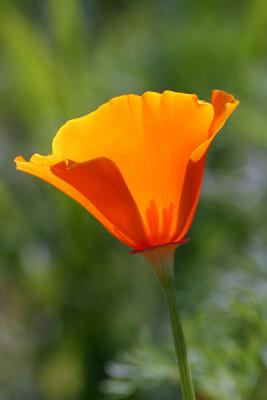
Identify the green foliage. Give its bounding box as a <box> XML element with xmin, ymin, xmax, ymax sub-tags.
<box><xmin>1</xmin><ymin>0</ymin><xmax>267</xmax><ymax>399</ymax></box>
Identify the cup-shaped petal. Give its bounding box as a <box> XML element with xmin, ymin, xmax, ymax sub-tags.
<box><xmin>15</xmin><ymin>90</ymin><xmax>239</xmax><ymax>250</ymax></box>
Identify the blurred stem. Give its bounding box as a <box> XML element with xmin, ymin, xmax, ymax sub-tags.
<box><xmin>143</xmin><ymin>245</ymin><xmax>196</xmax><ymax>400</ymax></box>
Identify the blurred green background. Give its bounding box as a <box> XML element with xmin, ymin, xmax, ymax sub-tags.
<box><xmin>1</xmin><ymin>0</ymin><xmax>267</xmax><ymax>399</ymax></box>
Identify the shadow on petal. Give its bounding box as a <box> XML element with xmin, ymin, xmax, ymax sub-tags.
<box><xmin>51</xmin><ymin>157</ymin><xmax>149</xmax><ymax>249</ymax></box>
<box><xmin>175</xmin><ymin>155</ymin><xmax>206</xmax><ymax>241</ymax></box>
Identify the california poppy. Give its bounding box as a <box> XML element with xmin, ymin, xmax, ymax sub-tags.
<box><xmin>15</xmin><ymin>90</ymin><xmax>238</xmax><ymax>252</ymax></box>
<box><xmin>15</xmin><ymin>89</ymin><xmax>239</xmax><ymax>400</ymax></box>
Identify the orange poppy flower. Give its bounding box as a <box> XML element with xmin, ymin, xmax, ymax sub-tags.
<box><xmin>15</xmin><ymin>90</ymin><xmax>239</xmax><ymax>252</ymax></box>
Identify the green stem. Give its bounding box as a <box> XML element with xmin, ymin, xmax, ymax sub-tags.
<box><xmin>162</xmin><ymin>276</ymin><xmax>196</xmax><ymax>400</ymax></box>
<box><xmin>143</xmin><ymin>245</ymin><xmax>196</xmax><ymax>400</ymax></box>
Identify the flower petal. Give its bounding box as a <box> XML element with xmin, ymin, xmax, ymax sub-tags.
<box><xmin>52</xmin><ymin>91</ymin><xmax>214</xmax><ymax>244</ymax></box>
<box><xmin>210</xmin><ymin>90</ymin><xmax>240</xmax><ymax>136</ymax></box>
<box><xmin>15</xmin><ymin>155</ymin><xmax>148</xmax><ymax>248</ymax></box>
<box><xmin>190</xmin><ymin>90</ymin><xmax>239</xmax><ymax>162</ymax></box>
<box><xmin>175</xmin><ymin>90</ymin><xmax>239</xmax><ymax>240</ymax></box>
